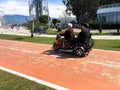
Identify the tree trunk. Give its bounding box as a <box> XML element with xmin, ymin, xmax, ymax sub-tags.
<box><xmin>99</xmin><ymin>23</ymin><xmax>102</xmax><ymax>33</ymax></box>
<box><xmin>76</xmin><ymin>15</ymin><xmax>80</xmax><ymax>24</ymax></box>
<box><xmin>31</xmin><ymin>20</ymin><xmax>34</xmax><ymax>37</ymax></box>
<box><xmin>117</xmin><ymin>29</ymin><xmax>120</xmax><ymax>34</ymax></box>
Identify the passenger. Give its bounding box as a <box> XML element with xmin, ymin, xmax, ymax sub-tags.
<box><xmin>76</xmin><ymin>23</ymin><xmax>90</xmax><ymax>45</ymax></box>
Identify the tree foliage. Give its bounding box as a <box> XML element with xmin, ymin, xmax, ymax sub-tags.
<box><xmin>63</xmin><ymin>0</ymin><xmax>120</xmax><ymax>24</ymax></box>
<box><xmin>63</xmin><ymin>0</ymin><xmax>99</xmax><ymax>24</ymax></box>
<box><xmin>39</xmin><ymin>15</ymin><xmax>49</xmax><ymax>25</ymax></box>
<box><xmin>52</xmin><ymin>18</ymin><xmax>60</xmax><ymax>26</ymax></box>
<box><xmin>23</xmin><ymin>20</ymin><xmax>32</xmax><ymax>30</ymax></box>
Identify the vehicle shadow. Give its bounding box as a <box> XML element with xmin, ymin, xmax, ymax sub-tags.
<box><xmin>43</xmin><ymin>49</ymin><xmax>81</xmax><ymax>59</ymax></box>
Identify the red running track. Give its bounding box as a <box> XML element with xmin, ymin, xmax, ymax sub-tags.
<box><xmin>0</xmin><ymin>39</ymin><xmax>120</xmax><ymax>90</ymax></box>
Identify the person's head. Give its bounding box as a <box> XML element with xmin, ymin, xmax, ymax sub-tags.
<box><xmin>67</xmin><ymin>23</ymin><xmax>73</xmax><ymax>28</ymax></box>
<box><xmin>81</xmin><ymin>23</ymin><xmax>89</xmax><ymax>30</ymax></box>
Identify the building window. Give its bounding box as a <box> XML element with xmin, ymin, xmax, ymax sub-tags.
<box><xmin>97</xmin><ymin>3</ymin><xmax>120</xmax><ymax>24</ymax></box>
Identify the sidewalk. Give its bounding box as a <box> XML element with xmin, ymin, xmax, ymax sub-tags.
<box><xmin>0</xmin><ymin>27</ymin><xmax>120</xmax><ymax>40</ymax></box>
<box><xmin>37</xmin><ymin>34</ymin><xmax>120</xmax><ymax>40</ymax></box>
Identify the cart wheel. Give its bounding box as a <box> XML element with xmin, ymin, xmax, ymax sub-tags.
<box><xmin>74</xmin><ymin>47</ymin><xmax>84</xmax><ymax>57</ymax></box>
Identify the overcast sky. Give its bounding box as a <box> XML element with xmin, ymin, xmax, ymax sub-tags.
<box><xmin>0</xmin><ymin>0</ymin><xmax>66</xmax><ymax>18</ymax></box>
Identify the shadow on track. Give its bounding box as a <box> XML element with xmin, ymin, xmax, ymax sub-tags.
<box><xmin>43</xmin><ymin>50</ymin><xmax>82</xmax><ymax>59</ymax></box>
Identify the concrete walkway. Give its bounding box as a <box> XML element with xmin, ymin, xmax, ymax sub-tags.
<box><xmin>37</xmin><ymin>34</ymin><xmax>120</xmax><ymax>40</ymax></box>
<box><xmin>0</xmin><ymin>27</ymin><xmax>120</xmax><ymax>40</ymax></box>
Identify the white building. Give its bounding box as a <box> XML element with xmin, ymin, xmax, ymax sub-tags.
<box><xmin>97</xmin><ymin>3</ymin><xmax>120</xmax><ymax>24</ymax></box>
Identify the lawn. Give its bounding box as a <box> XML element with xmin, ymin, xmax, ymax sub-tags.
<box><xmin>94</xmin><ymin>40</ymin><xmax>120</xmax><ymax>51</ymax></box>
<box><xmin>0</xmin><ymin>34</ymin><xmax>120</xmax><ymax>51</ymax></box>
<box><xmin>0</xmin><ymin>34</ymin><xmax>55</xmax><ymax>44</ymax></box>
<box><xmin>0</xmin><ymin>70</ymin><xmax>54</xmax><ymax>90</ymax></box>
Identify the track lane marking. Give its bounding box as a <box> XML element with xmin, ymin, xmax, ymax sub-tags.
<box><xmin>0</xmin><ymin>66</ymin><xmax>69</xmax><ymax>90</ymax></box>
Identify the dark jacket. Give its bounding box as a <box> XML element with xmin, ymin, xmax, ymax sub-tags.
<box><xmin>76</xmin><ymin>29</ymin><xmax>90</xmax><ymax>44</ymax></box>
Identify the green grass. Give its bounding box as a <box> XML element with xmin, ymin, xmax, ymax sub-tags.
<box><xmin>0</xmin><ymin>34</ymin><xmax>55</xmax><ymax>44</ymax></box>
<box><xmin>94</xmin><ymin>40</ymin><xmax>120</xmax><ymax>51</ymax></box>
<box><xmin>0</xmin><ymin>34</ymin><xmax>120</xmax><ymax>51</ymax></box>
<box><xmin>0</xmin><ymin>70</ymin><xmax>54</xmax><ymax>90</ymax></box>
<box><xmin>46</xmin><ymin>29</ymin><xmax>64</xmax><ymax>35</ymax></box>
<box><xmin>46</xmin><ymin>29</ymin><xmax>79</xmax><ymax>35</ymax></box>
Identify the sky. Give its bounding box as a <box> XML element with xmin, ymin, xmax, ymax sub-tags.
<box><xmin>0</xmin><ymin>0</ymin><xmax>66</xmax><ymax>18</ymax></box>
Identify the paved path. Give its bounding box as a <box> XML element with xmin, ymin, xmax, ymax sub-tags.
<box><xmin>38</xmin><ymin>34</ymin><xmax>120</xmax><ymax>40</ymax></box>
<box><xmin>0</xmin><ymin>40</ymin><xmax>120</xmax><ymax>90</ymax></box>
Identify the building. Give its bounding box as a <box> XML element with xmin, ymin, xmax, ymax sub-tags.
<box><xmin>97</xmin><ymin>3</ymin><xmax>120</xmax><ymax>24</ymax></box>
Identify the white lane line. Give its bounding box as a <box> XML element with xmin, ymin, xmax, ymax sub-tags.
<box><xmin>0</xmin><ymin>45</ymin><xmax>40</xmax><ymax>54</ymax></box>
<box><xmin>94</xmin><ymin>49</ymin><xmax>120</xmax><ymax>53</ymax></box>
<box><xmin>9</xmin><ymin>47</ymin><xmax>20</xmax><ymax>51</ymax></box>
<box><xmin>0</xmin><ymin>67</ymin><xmax>69</xmax><ymax>90</ymax></box>
<box><xmin>22</xmin><ymin>50</ymin><xmax>40</xmax><ymax>54</ymax></box>
<box><xmin>83</xmin><ymin>60</ymin><xmax>120</xmax><ymax>69</ymax></box>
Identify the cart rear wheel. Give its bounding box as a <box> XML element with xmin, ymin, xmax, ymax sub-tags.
<box><xmin>74</xmin><ymin>47</ymin><xmax>84</xmax><ymax>57</ymax></box>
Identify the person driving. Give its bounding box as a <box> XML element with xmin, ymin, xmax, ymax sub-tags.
<box><xmin>58</xmin><ymin>23</ymin><xmax>74</xmax><ymax>47</ymax></box>
<box><xmin>59</xmin><ymin>23</ymin><xmax>74</xmax><ymax>41</ymax></box>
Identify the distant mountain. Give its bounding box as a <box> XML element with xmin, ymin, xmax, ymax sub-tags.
<box><xmin>2</xmin><ymin>15</ymin><xmax>76</xmax><ymax>25</ymax></box>
<box><xmin>3</xmin><ymin>15</ymin><xmax>30</xmax><ymax>25</ymax></box>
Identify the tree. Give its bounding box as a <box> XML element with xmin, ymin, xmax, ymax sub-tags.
<box><xmin>62</xmin><ymin>0</ymin><xmax>100</xmax><ymax>24</ymax></box>
<box><xmin>23</xmin><ymin>20</ymin><xmax>32</xmax><ymax>30</ymax></box>
<box><xmin>52</xmin><ymin>18</ymin><xmax>60</xmax><ymax>26</ymax></box>
<box><xmin>39</xmin><ymin>15</ymin><xmax>49</xmax><ymax>25</ymax></box>
<box><xmin>23</xmin><ymin>20</ymin><xmax>34</xmax><ymax>37</ymax></box>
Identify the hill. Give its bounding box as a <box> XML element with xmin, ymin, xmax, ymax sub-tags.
<box><xmin>3</xmin><ymin>15</ymin><xmax>30</xmax><ymax>25</ymax></box>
